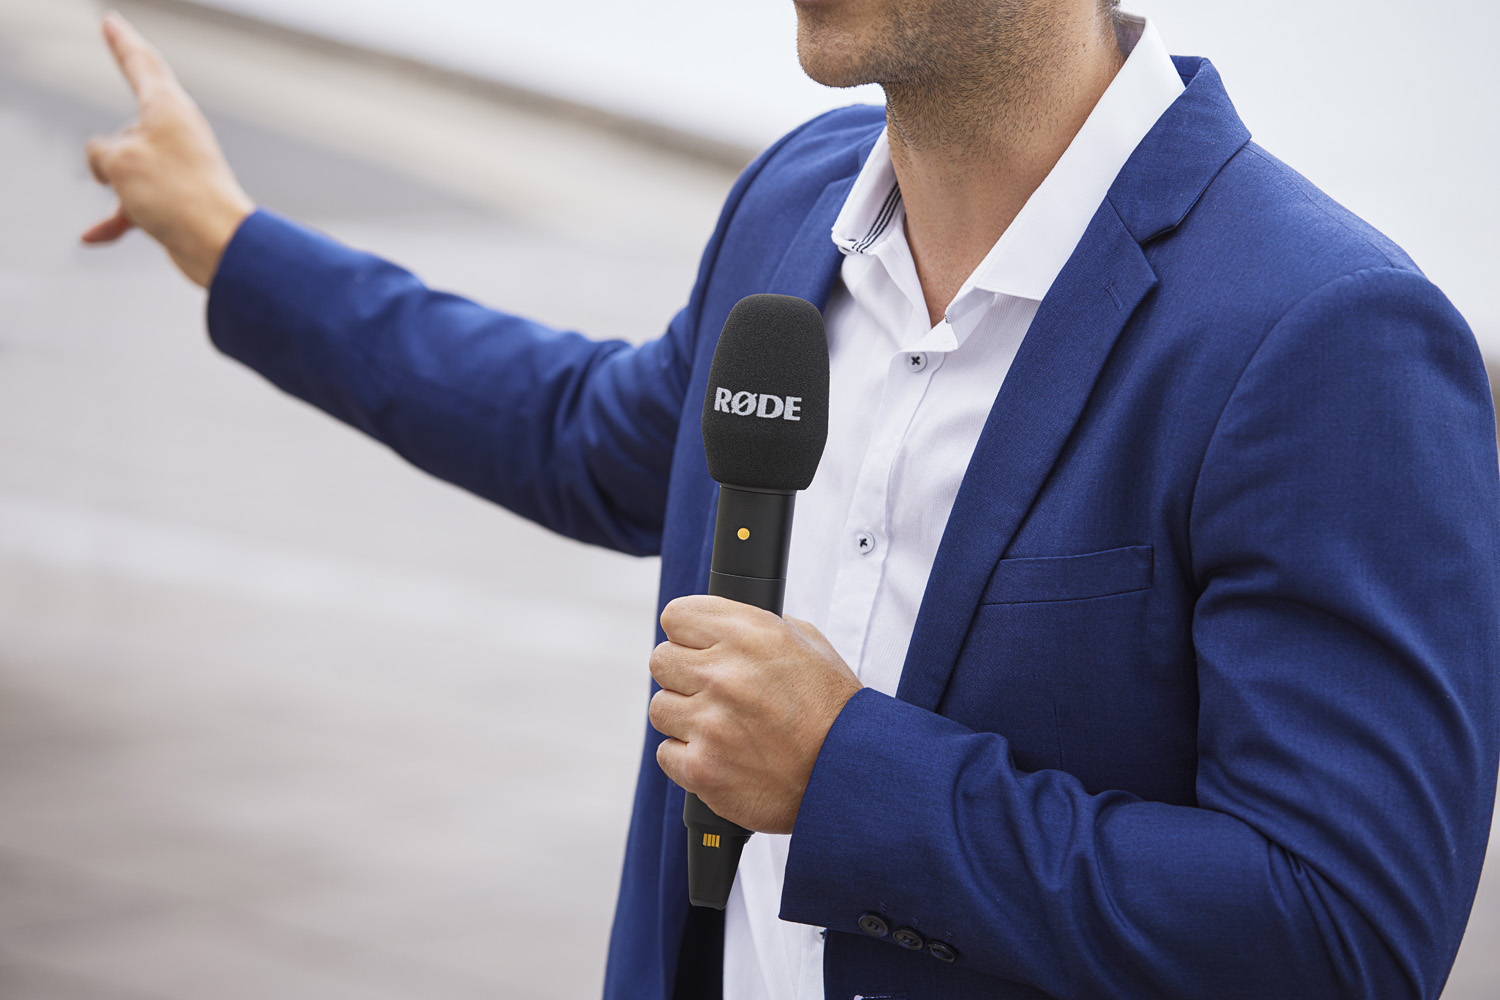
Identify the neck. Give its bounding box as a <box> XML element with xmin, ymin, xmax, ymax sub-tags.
<box><xmin>886</xmin><ymin>8</ymin><xmax>1125</xmax><ymax>324</ymax></box>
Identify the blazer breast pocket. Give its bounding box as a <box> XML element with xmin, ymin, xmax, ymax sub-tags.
<box><xmin>979</xmin><ymin>544</ymin><xmax>1153</xmax><ymax>604</ymax></box>
<box><xmin>953</xmin><ymin>544</ymin><xmax>1159</xmax><ymax>782</ymax></box>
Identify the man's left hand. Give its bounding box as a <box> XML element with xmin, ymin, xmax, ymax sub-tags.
<box><xmin>649</xmin><ymin>596</ymin><xmax>862</xmax><ymax>834</ymax></box>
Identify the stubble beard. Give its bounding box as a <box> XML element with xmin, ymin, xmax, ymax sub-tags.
<box><xmin>795</xmin><ymin>0</ymin><xmax>1053</xmax><ymax>153</ymax></box>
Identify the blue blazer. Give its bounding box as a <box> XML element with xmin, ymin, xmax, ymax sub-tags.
<box><xmin>207</xmin><ymin>58</ymin><xmax>1500</xmax><ymax>999</ymax></box>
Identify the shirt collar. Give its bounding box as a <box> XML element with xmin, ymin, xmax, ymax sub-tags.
<box><xmin>829</xmin><ymin>14</ymin><xmax>1183</xmax><ymax>306</ymax></box>
<box><xmin>831</xmin><ymin>129</ymin><xmax>902</xmax><ymax>258</ymax></box>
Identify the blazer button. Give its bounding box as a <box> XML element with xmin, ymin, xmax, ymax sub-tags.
<box><xmin>857</xmin><ymin>913</ymin><xmax>890</xmax><ymax>938</ymax></box>
<box><xmin>891</xmin><ymin>927</ymin><xmax>925</xmax><ymax>950</ymax></box>
<box><xmin>928</xmin><ymin>941</ymin><xmax>958</xmax><ymax>963</ymax></box>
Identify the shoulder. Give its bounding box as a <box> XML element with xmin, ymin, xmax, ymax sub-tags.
<box><xmin>665</xmin><ymin>105</ymin><xmax>884</xmax><ymax>367</ymax></box>
<box><xmin>1116</xmin><ymin>135</ymin><xmax>1489</xmax><ymax>470</ymax></box>
<box><xmin>749</xmin><ymin>104</ymin><xmax>886</xmax><ymax>191</ymax></box>
<box><xmin>1151</xmin><ymin>140</ymin><xmax>1426</xmax><ymax>323</ymax></box>
<box><xmin>699</xmin><ymin>104</ymin><xmax>883</xmax><ymax>231</ymax></box>
<box><xmin>692</xmin><ymin>105</ymin><xmax>882</xmax><ymax>296</ymax></box>
<box><xmin>1132</xmin><ymin>137</ymin><xmax>1480</xmax><ymax>391</ymax></box>
<box><xmin>724</xmin><ymin>105</ymin><xmax>883</xmax><ymax>227</ymax></box>
<box><xmin>1231</xmin><ymin>143</ymin><xmax>1414</xmax><ymax>270</ymax></box>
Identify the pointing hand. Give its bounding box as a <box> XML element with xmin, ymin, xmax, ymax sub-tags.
<box><xmin>83</xmin><ymin>11</ymin><xmax>254</xmax><ymax>287</ymax></box>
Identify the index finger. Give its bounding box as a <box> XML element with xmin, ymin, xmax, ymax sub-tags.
<box><xmin>659</xmin><ymin>595</ymin><xmax>776</xmax><ymax>650</ymax></box>
<box><xmin>102</xmin><ymin>11</ymin><xmax>173</xmax><ymax>102</ymax></box>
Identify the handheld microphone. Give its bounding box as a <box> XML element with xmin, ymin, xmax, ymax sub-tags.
<box><xmin>683</xmin><ymin>293</ymin><xmax>830</xmax><ymax>910</ymax></box>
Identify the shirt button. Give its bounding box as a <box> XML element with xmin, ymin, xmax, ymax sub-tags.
<box><xmin>853</xmin><ymin>531</ymin><xmax>876</xmax><ymax>555</ymax></box>
<box><xmin>905</xmin><ymin>352</ymin><xmax>928</xmax><ymax>372</ymax></box>
<box><xmin>857</xmin><ymin>912</ymin><xmax>890</xmax><ymax>938</ymax></box>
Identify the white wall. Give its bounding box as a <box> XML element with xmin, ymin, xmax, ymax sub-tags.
<box><xmin>186</xmin><ymin>0</ymin><xmax>884</xmax><ymax>151</ymax></box>
<box><xmin>1134</xmin><ymin>0</ymin><xmax>1500</xmax><ymax>357</ymax></box>
<box><xmin>190</xmin><ymin>0</ymin><xmax>1499</xmax><ymax>352</ymax></box>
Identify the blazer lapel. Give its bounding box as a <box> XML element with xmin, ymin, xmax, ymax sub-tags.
<box><xmin>894</xmin><ymin>55</ymin><xmax>1251</xmax><ymax>714</ymax></box>
<box><xmin>767</xmin><ymin>173</ymin><xmax>861</xmax><ymax>306</ymax></box>
<box><xmin>691</xmin><ymin>161</ymin><xmax>868</xmax><ymax>592</ymax></box>
<box><xmin>896</xmin><ymin>204</ymin><xmax>1157</xmax><ymax>712</ymax></box>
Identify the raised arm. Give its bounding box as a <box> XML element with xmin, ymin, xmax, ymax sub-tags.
<box><xmin>79</xmin><ymin>12</ymin><xmax>736</xmax><ymax>554</ymax></box>
<box><xmin>204</xmin><ymin>210</ymin><xmax>701</xmax><ymax>554</ymax></box>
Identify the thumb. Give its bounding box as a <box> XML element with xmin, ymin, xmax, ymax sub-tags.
<box><xmin>81</xmin><ymin>203</ymin><xmax>135</xmax><ymax>244</ymax></box>
<box><xmin>84</xmin><ymin>135</ymin><xmax>119</xmax><ymax>186</ymax></box>
<box><xmin>784</xmin><ymin>615</ymin><xmax>828</xmax><ymax>642</ymax></box>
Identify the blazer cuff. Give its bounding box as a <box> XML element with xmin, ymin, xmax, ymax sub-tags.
<box><xmin>205</xmin><ymin>208</ymin><xmax>345</xmax><ymax>378</ymax></box>
<box><xmin>780</xmin><ymin>686</ymin><xmax>976</xmax><ymax>946</ymax></box>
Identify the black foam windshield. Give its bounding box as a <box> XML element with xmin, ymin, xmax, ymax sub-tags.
<box><xmin>701</xmin><ymin>294</ymin><xmax>830</xmax><ymax>492</ymax></box>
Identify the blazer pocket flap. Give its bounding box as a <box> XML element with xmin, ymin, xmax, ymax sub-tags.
<box><xmin>980</xmin><ymin>545</ymin><xmax>1153</xmax><ymax>604</ymax></box>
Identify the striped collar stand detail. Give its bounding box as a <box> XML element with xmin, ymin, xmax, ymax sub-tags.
<box><xmin>832</xmin><ymin>128</ymin><xmax>901</xmax><ymax>259</ymax></box>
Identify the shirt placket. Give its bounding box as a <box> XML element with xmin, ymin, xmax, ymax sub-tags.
<box><xmin>823</xmin><ymin>331</ymin><xmax>950</xmax><ymax>681</ymax></box>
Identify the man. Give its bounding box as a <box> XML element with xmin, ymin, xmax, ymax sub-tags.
<box><xmin>82</xmin><ymin>1</ymin><xmax>1500</xmax><ymax>997</ymax></box>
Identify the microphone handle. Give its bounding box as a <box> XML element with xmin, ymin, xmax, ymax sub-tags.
<box><xmin>683</xmin><ymin>484</ymin><xmax>795</xmax><ymax>909</ymax></box>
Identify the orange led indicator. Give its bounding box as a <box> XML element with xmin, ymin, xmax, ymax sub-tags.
<box><xmin>702</xmin><ymin>833</ymin><xmax>721</xmax><ymax>848</ymax></box>
<box><xmin>736</xmin><ymin>528</ymin><xmax>750</xmax><ymax>541</ymax></box>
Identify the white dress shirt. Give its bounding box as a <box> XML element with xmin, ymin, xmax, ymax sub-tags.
<box><xmin>721</xmin><ymin>16</ymin><xmax>1184</xmax><ymax>1000</ymax></box>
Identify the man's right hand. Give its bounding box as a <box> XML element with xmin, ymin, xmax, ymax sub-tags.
<box><xmin>83</xmin><ymin>11</ymin><xmax>255</xmax><ymax>289</ymax></box>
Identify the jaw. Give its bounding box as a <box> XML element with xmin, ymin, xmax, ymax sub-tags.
<box><xmin>794</xmin><ymin>0</ymin><xmax>902</xmax><ymax>89</ymax></box>
<box><xmin>794</xmin><ymin>0</ymin><xmax>1024</xmax><ymax>92</ymax></box>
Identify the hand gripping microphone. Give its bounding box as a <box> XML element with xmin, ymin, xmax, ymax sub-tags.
<box><xmin>683</xmin><ymin>293</ymin><xmax>830</xmax><ymax>910</ymax></box>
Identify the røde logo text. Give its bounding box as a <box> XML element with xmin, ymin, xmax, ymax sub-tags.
<box><xmin>713</xmin><ymin>388</ymin><xmax>803</xmax><ymax>421</ymax></box>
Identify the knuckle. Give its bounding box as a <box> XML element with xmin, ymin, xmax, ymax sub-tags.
<box><xmin>731</xmin><ymin>607</ymin><xmax>776</xmax><ymax>643</ymax></box>
<box><xmin>691</xmin><ymin>706</ymin><xmax>717</xmax><ymax>743</ymax></box>
<box><xmin>713</xmin><ymin>615</ymin><xmax>751</xmax><ymax>649</ymax></box>
<box><xmin>139</xmin><ymin>90</ymin><xmax>178</xmax><ymax>122</ymax></box>
<box><xmin>702</xmin><ymin>665</ymin><xmax>739</xmax><ymax>701</ymax></box>
<box><xmin>110</xmin><ymin>143</ymin><xmax>142</xmax><ymax>172</ymax></box>
<box><xmin>129</xmin><ymin>49</ymin><xmax>162</xmax><ymax>75</ymax></box>
<box><xmin>662</xmin><ymin>595</ymin><xmax>702</xmax><ymax>629</ymax></box>
<box><xmin>693</xmin><ymin>660</ymin><xmax>721</xmax><ymax>694</ymax></box>
<box><xmin>647</xmin><ymin>641</ymin><xmax>670</xmax><ymax>678</ymax></box>
<box><xmin>695</xmin><ymin>705</ymin><xmax>732</xmax><ymax>748</ymax></box>
<box><xmin>678</xmin><ymin>751</ymin><xmax>711</xmax><ymax>792</ymax></box>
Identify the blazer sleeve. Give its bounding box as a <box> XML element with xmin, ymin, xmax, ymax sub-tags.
<box><xmin>203</xmin><ymin>123</ymin><xmax>784</xmax><ymax>557</ymax></box>
<box><xmin>780</xmin><ymin>267</ymin><xmax>1500</xmax><ymax>999</ymax></box>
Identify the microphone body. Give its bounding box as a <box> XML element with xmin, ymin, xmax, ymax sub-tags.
<box><xmin>684</xmin><ymin>484</ymin><xmax>795</xmax><ymax>908</ymax></box>
<box><xmin>708</xmin><ymin>485</ymin><xmax>795</xmax><ymax>611</ymax></box>
<box><xmin>682</xmin><ymin>293</ymin><xmax>830</xmax><ymax>910</ymax></box>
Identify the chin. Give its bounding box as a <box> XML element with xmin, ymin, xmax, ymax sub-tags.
<box><xmin>796</xmin><ymin>16</ymin><xmax>881</xmax><ymax>89</ymax></box>
<box><xmin>798</xmin><ymin>54</ymin><xmax>875</xmax><ymax>89</ymax></box>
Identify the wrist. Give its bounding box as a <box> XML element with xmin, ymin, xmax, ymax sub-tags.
<box><xmin>180</xmin><ymin>190</ymin><xmax>254</xmax><ymax>288</ymax></box>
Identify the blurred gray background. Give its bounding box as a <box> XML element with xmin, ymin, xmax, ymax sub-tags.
<box><xmin>0</xmin><ymin>0</ymin><xmax>1495</xmax><ymax>997</ymax></box>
